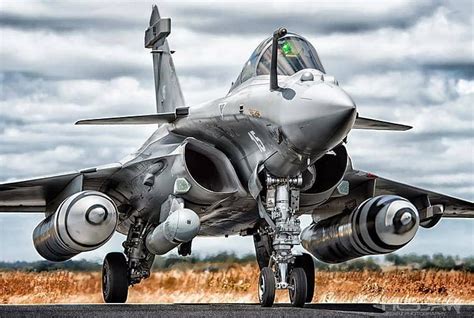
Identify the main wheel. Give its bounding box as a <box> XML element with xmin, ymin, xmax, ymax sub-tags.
<box><xmin>258</xmin><ymin>267</ymin><xmax>276</xmax><ymax>307</ymax></box>
<box><xmin>288</xmin><ymin>267</ymin><xmax>307</xmax><ymax>307</ymax></box>
<box><xmin>102</xmin><ymin>252</ymin><xmax>129</xmax><ymax>303</ymax></box>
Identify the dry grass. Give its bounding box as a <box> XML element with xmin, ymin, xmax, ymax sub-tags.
<box><xmin>1</xmin><ymin>264</ymin><xmax>473</xmax><ymax>304</ymax></box>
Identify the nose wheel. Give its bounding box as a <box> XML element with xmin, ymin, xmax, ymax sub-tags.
<box><xmin>258</xmin><ymin>267</ymin><xmax>276</xmax><ymax>307</ymax></box>
<box><xmin>288</xmin><ymin>268</ymin><xmax>307</xmax><ymax>307</ymax></box>
<box><xmin>258</xmin><ymin>265</ymin><xmax>310</xmax><ymax>308</ymax></box>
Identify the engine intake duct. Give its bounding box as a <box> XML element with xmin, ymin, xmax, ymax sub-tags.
<box><xmin>300</xmin><ymin>145</ymin><xmax>348</xmax><ymax>207</ymax></box>
<box><xmin>153</xmin><ymin>139</ymin><xmax>246</xmax><ymax>206</ymax></box>
<box><xmin>33</xmin><ymin>191</ymin><xmax>118</xmax><ymax>262</ymax></box>
<box><xmin>301</xmin><ymin>195</ymin><xmax>419</xmax><ymax>263</ymax></box>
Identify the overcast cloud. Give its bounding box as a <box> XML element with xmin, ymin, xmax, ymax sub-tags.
<box><xmin>0</xmin><ymin>0</ymin><xmax>473</xmax><ymax>261</ymax></box>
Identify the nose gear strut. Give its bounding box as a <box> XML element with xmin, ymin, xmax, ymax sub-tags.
<box><xmin>255</xmin><ymin>172</ymin><xmax>314</xmax><ymax>307</ymax></box>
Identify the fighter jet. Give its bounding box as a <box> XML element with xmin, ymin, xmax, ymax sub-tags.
<box><xmin>1</xmin><ymin>5</ymin><xmax>472</xmax><ymax>307</ymax></box>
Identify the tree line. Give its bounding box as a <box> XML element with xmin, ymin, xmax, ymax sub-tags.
<box><xmin>384</xmin><ymin>253</ymin><xmax>474</xmax><ymax>272</ymax></box>
<box><xmin>0</xmin><ymin>252</ymin><xmax>472</xmax><ymax>272</ymax></box>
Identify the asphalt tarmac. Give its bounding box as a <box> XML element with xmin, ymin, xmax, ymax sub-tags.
<box><xmin>1</xmin><ymin>303</ymin><xmax>472</xmax><ymax>318</ymax></box>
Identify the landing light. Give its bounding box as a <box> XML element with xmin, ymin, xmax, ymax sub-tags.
<box><xmin>174</xmin><ymin>177</ymin><xmax>191</xmax><ymax>194</ymax></box>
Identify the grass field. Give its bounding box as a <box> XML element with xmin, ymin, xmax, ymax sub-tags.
<box><xmin>1</xmin><ymin>264</ymin><xmax>473</xmax><ymax>304</ymax></box>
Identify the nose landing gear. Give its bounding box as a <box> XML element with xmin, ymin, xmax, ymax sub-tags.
<box><xmin>254</xmin><ymin>173</ymin><xmax>315</xmax><ymax>307</ymax></box>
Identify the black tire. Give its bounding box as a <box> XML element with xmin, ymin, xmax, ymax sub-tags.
<box><xmin>295</xmin><ymin>253</ymin><xmax>315</xmax><ymax>303</ymax></box>
<box><xmin>102</xmin><ymin>252</ymin><xmax>129</xmax><ymax>303</ymax></box>
<box><xmin>289</xmin><ymin>267</ymin><xmax>307</xmax><ymax>307</ymax></box>
<box><xmin>258</xmin><ymin>267</ymin><xmax>276</xmax><ymax>307</ymax></box>
<box><xmin>253</xmin><ymin>232</ymin><xmax>271</xmax><ymax>270</ymax></box>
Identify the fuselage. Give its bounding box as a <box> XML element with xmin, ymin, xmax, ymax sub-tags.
<box><xmin>111</xmin><ymin>68</ymin><xmax>356</xmax><ymax>236</ymax></box>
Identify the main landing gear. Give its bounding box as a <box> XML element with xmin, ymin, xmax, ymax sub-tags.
<box><xmin>102</xmin><ymin>218</ymin><xmax>154</xmax><ymax>303</ymax></box>
<box><xmin>254</xmin><ymin>174</ymin><xmax>315</xmax><ymax>307</ymax></box>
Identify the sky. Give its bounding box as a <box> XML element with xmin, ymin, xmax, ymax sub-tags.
<box><xmin>0</xmin><ymin>0</ymin><xmax>473</xmax><ymax>262</ymax></box>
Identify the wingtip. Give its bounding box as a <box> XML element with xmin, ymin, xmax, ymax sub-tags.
<box><xmin>75</xmin><ymin>120</ymin><xmax>95</xmax><ymax>125</ymax></box>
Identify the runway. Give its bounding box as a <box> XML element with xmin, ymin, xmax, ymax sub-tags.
<box><xmin>1</xmin><ymin>303</ymin><xmax>472</xmax><ymax>317</ymax></box>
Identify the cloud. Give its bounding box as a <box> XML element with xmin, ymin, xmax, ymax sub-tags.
<box><xmin>318</xmin><ymin>8</ymin><xmax>473</xmax><ymax>80</ymax></box>
<box><xmin>0</xmin><ymin>13</ymin><xmax>139</xmax><ymax>33</ymax></box>
<box><xmin>0</xmin><ymin>1</ymin><xmax>146</xmax><ymax>32</ymax></box>
<box><xmin>169</xmin><ymin>0</ymin><xmax>445</xmax><ymax>36</ymax></box>
<box><xmin>0</xmin><ymin>28</ymin><xmax>150</xmax><ymax>80</ymax></box>
<box><xmin>1</xmin><ymin>1</ymin><xmax>451</xmax><ymax>35</ymax></box>
<box><xmin>0</xmin><ymin>1</ymin><xmax>472</xmax><ymax>261</ymax></box>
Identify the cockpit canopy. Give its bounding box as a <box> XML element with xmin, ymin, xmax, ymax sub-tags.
<box><xmin>230</xmin><ymin>33</ymin><xmax>325</xmax><ymax>92</ymax></box>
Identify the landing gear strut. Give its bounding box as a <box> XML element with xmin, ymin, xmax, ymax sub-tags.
<box><xmin>254</xmin><ymin>173</ymin><xmax>315</xmax><ymax>307</ymax></box>
<box><xmin>102</xmin><ymin>217</ymin><xmax>154</xmax><ymax>303</ymax></box>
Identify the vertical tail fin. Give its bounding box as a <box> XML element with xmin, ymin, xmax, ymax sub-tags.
<box><xmin>145</xmin><ymin>5</ymin><xmax>185</xmax><ymax>113</ymax></box>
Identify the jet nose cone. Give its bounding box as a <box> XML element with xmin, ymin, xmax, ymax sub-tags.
<box><xmin>301</xmin><ymin>83</ymin><xmax>356</xmax><ymax>112</ymax></box>
<box><xmin>281</xmin><ymin>85</ymin><xmax>356</xmax><ymax>155</ymax></box>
